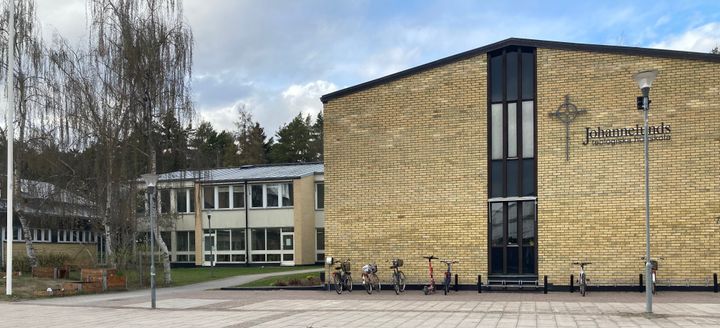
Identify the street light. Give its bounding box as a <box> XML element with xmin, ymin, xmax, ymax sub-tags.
<box><xmin>141</xmin><ymin>173</ymin><xmax>159</xmax><ymax>309</ymax></box>
<box><xmin>633</xmin><ymin>69</ymin><xmax>658</xmax><ymax>314</ymax></box>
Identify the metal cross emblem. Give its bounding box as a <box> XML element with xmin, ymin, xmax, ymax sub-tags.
<box><xmin>550</xmin><ymin>95</ymin><xmax>587</xmax><ymax>161</ymax></box>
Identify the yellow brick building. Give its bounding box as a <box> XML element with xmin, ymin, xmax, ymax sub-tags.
<box><xmin>321</xmin><ymin>38</ymin><xmax>720</xmax><ymax>288</ymax></box>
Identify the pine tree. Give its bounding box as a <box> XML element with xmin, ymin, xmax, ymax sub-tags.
<box><xmin>269</xmin><ymin>113</ymin><xmax>314</xmax><ymax>163</ymax></box>
<box><xmin>234</xmin><ymin>110</ymin><xmax>270</xmax><ymax>165</ymax></box>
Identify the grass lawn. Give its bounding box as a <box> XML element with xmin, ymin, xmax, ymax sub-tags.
<box><xmin>238</xmin><ymin>271</ymin><xmax>321</xmax><ymax>288</ymax></box>
<box><xmin>123</xmin><ymin>265</ymin><xmax>322</xmax><ymax>288</ymax></box>
<box><xmin>0</xmin><ymin>275</ymin><xmax>78</xmax><ymax>301</ymax></box>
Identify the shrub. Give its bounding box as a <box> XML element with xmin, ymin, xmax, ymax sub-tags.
<box><xmin>288</xmin><ymin>278</ymin><xmax>302</xmax><ymax>286</ymax></box>
<box><xmin>37</xmin><ymin>254</ymin><xmax>71</xmax><ymax>268</ymax></box>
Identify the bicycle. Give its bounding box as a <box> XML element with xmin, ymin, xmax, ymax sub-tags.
<box><xmin>332</xmin><ymin>259</ymin><xmax>353</xmax><ymax>294</ymax></box>
<box><xmin>361</xmin><ymin>263</ymin><xmax>380</xmax><ymax>294</ymax></box>
<box><xmin>572</xmin><ymin>261</ymin><xmax>591</xmax><ymax>296</ymax></box>
<box><xmin>389</xmin><ymin>258</ymin><xmax>406</xmax><ymax>295</ymax></box>
<box><xmin>422</xmin><ymin>255</ymin><xmax>438</xmax><ymax>295</ymax></box>
<box><xmin>440</xmin><ymin>259</ymin><xmax>459</xmax><ymax>295</ymax></box>
<box><xmin>641</xmin><ymin>256</ymin><xmax>663</xmax><ymax>294</ymax></box>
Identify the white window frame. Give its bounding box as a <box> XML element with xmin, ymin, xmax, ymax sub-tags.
<box><xmin>231</xmin><ymin>185</ymin><xmax>245</xmax><ymax>209</ymax></box>
<box><xmin>32</xmin><ymin>229</ymin><xmax>52</xmax><ymax>242</ymax></box>
<box><xmin>248</xmin><ymin>227</ymin><xmax>292</xmax><ymax>263</ymax></box>
<box><xmin>175</xmin><ymin>188</ymin><xmax>193</xmax><ymax>213</ymax></box>
<box><xmin>158</xmin><ymin>189</ymin><xmax>171</xmax><ymax>214</ymax></box>
<box><xmin>217</xmin><ymin>186</ymin><xmax>231</xmax><ymax>209</ymax></box>
<box><xmin>249</xmin><ymin>183</ymin><xmax>293</xmax><ymax>209</ymax></box>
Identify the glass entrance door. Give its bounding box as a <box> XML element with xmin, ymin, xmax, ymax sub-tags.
<box><xmin>489</xmin><ymin>200</ymin><xmax>536</xmax><ymax>275</ymax></box>
<box><xmin>203</xmin><ymin>231</ymin><xmax>215</xmax><ymax>266</ymax></box>
<box><xmin>281</xmin><ymin>231</ymin><xmax>294</xmax><ymax>266</ymax></box>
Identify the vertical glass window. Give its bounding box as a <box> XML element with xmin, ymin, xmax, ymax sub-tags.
<box><xmin>251</xmin><ymin>229</ymin><xmax>265</xmax><ymax>250</ymax></box>
<box><xmin>266</xmin><ymin>228</ymin><xmax>281</xmax><ymax>250</ymax></box>
<box><xmin>491</xmin><ymin>104</ymin><xmax>503</xmax><ymax>159</ymax></box>
<box><xmin>521</xmin><ymin>52</ymin><xmax>535</xmax><ymax>99</ymax></box>
<box><xmin>188</xmin><ymin>231</ymin><xmax>195</xmax><ymax>251</ymax></box>
<box><xmin>281</xmin><ymin>184</ymin><xmax>293</xmax><ymax>207</ymax></box>
<box><xmin>506</xmin><ymin>160</ymin><xmax>519</xmax><ymax>197</ymax></box>
<box><xmin>189</xmin><ymin>190</ymin><xmax>195</xmax><ymax>212</ymax></box>
<box><xmin>233</xmin><ymin>186</ymin><xmax>244</xmax><ymax>208</ymax></box>
<box><xmin>491</xmin><ymin>203</ymin><xmax>504</xmax><ymax>246</ymax></box>
<box><xmin>507</xmin><ymin>202</ymin><xmax>518</xmax><ymax>244</ymax></box>
<box><xmin>522</xmin><ymin>159</ymin><xmax>536</xmax><ymax>196</ymax></box>
<box><xmin>160</xmin><ymin>189</ymin><xmax>171</xmax><ymax>213</ymax></box>
<box><xmin>231</xmin><ymin>229</ymin><xmax>245</xmax><ymax>250</ymax></box>
<box><xmin>508</xmin><ymin>103</ymin><xmax>517</xmax><ymax>158</ymax></box>
<box><xmin>490</xmin><ymin>161</ymin><xmax>503</xmax><ymax>198</ymax></box>
<box><xmin>316</xmin><ymin>183</ymin><xmax>324</xmax><ymax>209</ymax></box>
<box><xmin>522</xmin><ymin>202</ymin><xmax>535</xmax><ymax>246</ymax></box>
<box><xmin>522</xmin><ymin>101</ymin><xmax>534</xmax><ymax>158</ymax></box>
<box><xmin>506</xmin><ymin>51</ymin><xmax>518</xmax><ymax>101</ymax></box>
<box><xmin>266</xmin><ymin>185</ymin><xmax>279</xmax><ymax>207</ymax></box>
<box><xmin>490</xmin><ymin>55</ymin><xmax>503</xmax><ymax>102</ymax></box>
<box><xmin>177</xmin><ymin>231</ymin><xmax>189</xmax><ymax>251</ymax></box>
<box><xmin>251</xmin><ymin>185</ymin><xmax>263</xmax><ymax>208</ymax></box>
<box><xmin>203</xmin><ymin>186</ymin><xmax>215</xmax><ymax>209</ymax></box>
<box><xmin>176</xmin><ymin>189</ymin><xmax>187</xmax><ymax>213</ymax></box>
<box><xmin>218</xmin><ymin>186</ymin><xmax>230</xmax><ymax>209</ymax></box>
<box><xmin>316</xmin><ymin>228</ymin><xmax>325</xmax><ymax>250</ymax></box>
<box><xmin>217</xmin><ymin>230</ymin><xmax>230</xmax><ymax>251</ymax></box>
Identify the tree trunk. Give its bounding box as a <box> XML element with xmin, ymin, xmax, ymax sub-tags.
<box><xmin>16</xmin><ymin>211</ymin><xmax>37</xmax><ymax>268</ymax></box>
<box><xmin>149</xmin><ymin>130</ymin><xmax>172</xmax><ymax>285</ymax></box>
<box><xmin>104</xmin><ymin>146</ymin><xmax>116</xmax><ymax>267</ymax></box>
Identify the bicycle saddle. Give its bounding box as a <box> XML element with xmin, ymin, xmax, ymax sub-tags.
<box><xmin>423</xmin><ymin>255</ymin><xmax>438</xmax><ymax>260</ymax></box>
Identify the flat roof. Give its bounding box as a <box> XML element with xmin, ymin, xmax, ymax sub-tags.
<box><xmin>157</xmin><ymin>162</ymin><xmax>324</xmax><ymax>183</ymax></box>
<box><xmin>321</xmin><ymin>37</ymin><xmax>720</xmax><ymax>104</ymax></box>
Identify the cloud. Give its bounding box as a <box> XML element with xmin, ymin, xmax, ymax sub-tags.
<box><xmin>281</xmin><ymin>80</ymin><xmax>338</xmax><ymax>118</ymax></box>
<box><xmin>649</xmin><ymin>22</ymin><xmax>720</xmax><ymax>52</ymax></box>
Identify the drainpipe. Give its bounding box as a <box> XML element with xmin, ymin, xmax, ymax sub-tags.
<box><xmin>244</xmin><ymin>180</ymin><xmax>249</xmax><ymax>267</ymax></box>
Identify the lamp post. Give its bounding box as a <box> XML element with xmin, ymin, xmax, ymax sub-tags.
<box><xmin>141</xmin><ymin>173</ymin><xmax>159</xmax><ymax>309</ymax></box>
<box><xmin>208</xmin><ymin>212</ymin><xmax>214</xmax><ymax>277</ymax></box>
<box><xmin>633</xmin><ymin>69</ymin><xmax>658</xmax><ymax>314</ymax></box>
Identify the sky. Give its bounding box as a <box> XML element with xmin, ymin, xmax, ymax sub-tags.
<box><xmin>33</xmin><ymin>0</ymin><xmax>720</xmax><ymax>136</ymax></box>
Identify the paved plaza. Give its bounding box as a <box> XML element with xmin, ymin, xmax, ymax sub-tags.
<box><xmin>3</xmin><ymin>284</ymin><xmax>719</xmax><ymax>327</ymax></box>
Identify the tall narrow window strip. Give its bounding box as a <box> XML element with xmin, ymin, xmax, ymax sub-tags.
<box><xmin>160</xmin><ymin>189</ymin><xmax>171</xmax><ymax>213</ymax></box>
<box><xmin>491</xmin><ymin>104</ymin><xmax>503</xmax><ymax>159</ymax></box>
<box><xmin>266</xmin><ymin>185</ymin><xmax>279</xmax><ymax>207</ymax></box>
<box><xmin>203</xmin><ymin>186</ymin><xmax>215</xmax><ymax>209</ymax></box>
<box><xmin>233</xmin><ymin>186</ymin><xmax>244</xmax><ymax>208</ymax></box>
<box><xmin>316</xmin><ymin>183</ymin><xmax>324</xmax><ymax>209</ymax></box>
<box><xmin>251</xmin><ymin>185</ymin><xmax>263</xmax><ymax>208</ymax></box>
<box><xmin>281</xmin><ymin>184</ymin><xmax>293</xmax><ymax>207</ymax></box>
<box><xmin>522</xmin><ymin>101</ymin><xmax>534</xmax><ymax>158</ymax></box>
<box><xmin>218</xmin><ymin>186</ymin><xmax>230</xmax><ymax>209</ymax></box>
<box><xmin>176</xmin><ymin>189</ymin><xmax>187</xmax><ymax>213</ymax></box>
<box><xmin>521</xmin><ymin>52</ymin><xmax>535</xmax><ymax>100</ymax></box>
<box><xmin>508</xmin><ymin>103</ymin><xmax>517</xmax><ymax>158</ymax></box>
<box><xmin>490</xmin><ymin>55</ymin><xmax>503</xmax><ymax>102</ymax></box>
<box><xmin>506</xmin><ymin>51</ymin><xmax>518</xmax><ymax>101</ymax></box>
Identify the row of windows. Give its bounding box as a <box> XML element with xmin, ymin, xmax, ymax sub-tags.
<box><xmin>1</xmin><ymin>228</ymin><xmax>100</xmax><ymax>244</ymax></box>
<box><xmin>154</xmin><ymin>183</ymin><xmax>325</xmax><ymax>213</ymax></box>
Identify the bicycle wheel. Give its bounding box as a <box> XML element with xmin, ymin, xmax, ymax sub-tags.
<box><xmin>346</xmin><ymin>275</ymin><xmax>353</xmax><ymax>292</ymax></box>
<box><xmin>364</xmin><ymin>275</ymin><xmax>372</xmax><ymax>294</ymax></box>
<box><xmin>444</xmin><ymin>276</ymin><xmax>450</xmax><ymax>295</ymax></box>
<box><xmin>579</xmin><ymin>275</ymin><xmax>586</xmax><ymax>297</ymax></box>
<box><xmin>398</xmin><ymin>271</ymin><xmax>406</xmax><ymax>292</ymax></box>
<box><xmin>423</xmin><ymin>286</ymin><xmax>429</xmax><ymax>295</ymax></box>
<box><xmin>372</xmin><ymin>273</ymin><xmax>380</xmax><ymax>293</ymax></box>
<box><xmin>334</xmin><ymin>273</ymin><xmax>342</xmax><ymax>294</ymax></box>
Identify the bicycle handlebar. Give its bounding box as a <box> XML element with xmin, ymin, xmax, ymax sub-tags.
<box><xmin>440</xmin><ymin>260</ymin><xmax>459</xmax><ymax>264</ymax></box>
<box><xmin>423</xmin><ymin>255</ymin><xmax>438</xmax><ymax>260</ymax></box>
<box><xmin>572</xmin><ymin>262</ymin><xmax>592</xmax><ymax>265</ymax></box>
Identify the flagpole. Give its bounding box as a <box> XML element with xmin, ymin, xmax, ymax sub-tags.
<box><xmin>6</xmin><ymin>0</ymin><xmax>16</xmax><ymax>296</ymax></box>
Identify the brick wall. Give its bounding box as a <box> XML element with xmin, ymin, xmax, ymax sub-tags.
<box><xmin>324</xmin><ymin>46</ymin><xmax>720</xmax><ymax>285</ymax></box>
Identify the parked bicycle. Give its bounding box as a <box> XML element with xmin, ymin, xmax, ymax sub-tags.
<box><xmin>422</xmin><ymin>255</ymin><xmax>438</xmax><ymax>295</ymax></box>
<box><xmin>332</xmin><ymin>259</ymin><xmax>353</xmax><ymax>294</ymax></box>
<box><xmin>440</xmin><ymin>259</ymin><xmax>459</xmax><ymax>295</ymax></box>
<box><xmin>389</xmin><ymin>258</ymin><xmax>406</xmax><ymax>295</ymax></box>
<box><xmin>572</xmin><ymin>261</ymin><xmax>591</xmax><ymax>296</ymax></box>
<box><xmin>361</xmin><ymin>263</ymin><xmax>380</xmax><ymax>294</ymax></box>
<box><xmin>641</xmin><ymin>256</ymin><xmax>663</xmax><ymax>294</ymax></box>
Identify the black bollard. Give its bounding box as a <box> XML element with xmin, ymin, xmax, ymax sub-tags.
<box><xmin>570</xmin><ymin>274</ymin><xmax>574</xmax><ymax>293</ymax></box>
<box><xmin>454</xmin><ymin>274</ymin><xmax>459</xmax><ymax>292</ymax></box>
<box><xmin>543</xmin><ymin>275</ymin><xmax>548</xmax><ymax>294</ymax></box>
<box><xmin>639</xmin><ymin>274</ymin><xmax>643</xmax><ymax>292</ymax></box>
<box><xmin>478</xmin><ymin>275</ymin><xmax>482</xmax><ymax>293</ymax></box>
<box><xmin>714</xmin><ymin>273</ymin><xmax>718</xmax><ymax>293</ymax></box>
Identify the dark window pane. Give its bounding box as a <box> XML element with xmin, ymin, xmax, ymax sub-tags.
<box><xmin>160</xmin><ymin>190</ymin><xmax>171</xmax><ymax>213</ymax></box>
<box><xmin>316</xmin><ymin>183</ymin><xmax>324</xmax><ymax>209</ymax></box>
<box><xmin>491</xmin><ymin>160</ymin><xmax>503</xmax><ymax>198</ymax></box>
<box><xmin>283</xmin><ymin>254</ymin><xmax>294</xmax><ymax>262</ymax></box>
<box><xmin>522</xmin><ymin>51</ymin><xmax>534</xmax><ymax>100</ymax></box>
<box><xmin>266</xmin><ymin>228</ymin><xmax>281</xmax><ymax>250</ymax></box>
<box><xmin>267</xmin><ymin>254</ymin><xmax>281</xmax><ymax>262</ymax></box>
<box><xmin>251</xmin><ymin>229</ymin><xmax>265</xmax><ymax>250</ymax></box>
<box><xmin>232</xmin><ymin>254</ymin><xmax>246</xmax><ymax>262</ymax></box>
<box><xmin>204</xmin><ymin>234</ymin><xmax>213</xmax><ymax>251</ymax></box>
<box><xmin>522</xmin><ymin>159</ymin><xmax>536</xmax><ymax>196</ymax></box>
<box><xmin>506</xmin><ymin>51</ymin><xmax>518</xmax><ymax>101</ymax></box>
<box><xmin>176</xmin><ymin>255</ymin><xmax>188</xmax><ymax>262</ymax></box>
<box><xmin>188</xmin><ymin>231</ymin><xmax>195</xmax><ymax>251</ymax></box>
<box><xmin>231</xmin><ymin>229</ymin><xmax>245</xmax><ymax>250</ymax></box>
<box><xmin>218</xmin><ymin>187</ymin><xmax>230</xmax><ymax>209</ymax></box>
<box><xmin>506</xmin><ymin>247</ymin><xmax>519</xmax><ymax>274</ymax></box>
<box><xmin>252</xmin><ymin>254</ymin><xmax>265</xmax><ymax>262</ymax></box>
<box><xmin>176</xmin><ymin>190</ymin><xmax>187</xmax><ymax>213</ymax></box>
<box><xmin>522</xmin><ymin>201</ymin><xmax>535</xmax><ymax>246</ymax></box>
<box><xmin>281</xmin><ymin>184</ymin><xmax>293</xmax><ymax>206</ymax></box>
<box><xmin>217</xmin><ymin>230</ymin><xmax>230</xmax><ymax>251</ymax></box>
<box><xmin>491</xmin><ymin>248</ymin><xmax>503</xmax><ymax>274</ymax></box>
<box><xmin>233</xmin><ymin>187</ymin><xmax>244</xmax><ymax>208</ymax></box>
<box><xmin>217</xmin><ymin>254</ymin><xmax>230</xmax><ymax>262</ymax></box>
<box><xmin>507</xmin><ymin>202</ymin><xmax>518</xmax><ymax>245</ymax></box>
<box><xmin>523</xmin><ymin>247</ymin><xmax>535</xmax><ymax>274</ymax></box>
<box><xmin>316</xmin><ymin>228</ymin><xmax>325</xmax><ymax>250</ymax></box>
<box><xmin>203</xmin><ymin>187</ymin><xmax>215</xmax><ymax>209</ymax></box>
<box><xmin>160</xmin><ymin>232</ymin><xmax>172</xmax><ymax>249</ymax></box>
<box><xmin>490</xmin><ymin>203</ymin><xmax>504</xmax><ymax>246</ymax></box>
<box><xmin>266</xmin><ymin>185</ymin><xmax>279</xmax><ymax>207</ymax></box>
<box><xmin>189</xmin><ymin>191</ymin><xmax>195</xmax><ymax>212</ymax></box>
<box><xmin>251</xmin><ymin>185</ymin><xmax>263</xmax><ymax>207</ymax></box>
<box><xmin>177</xmin><ymin>231</ymin><xmax>188</xmax><ymax>252</ymax></box>
<box><xmin>506</xmin><ymin>159</ymin><xmax>519</xmax><ymax>196</ymax></box>
<box><xmin>490</xmin><ymin>55</ymin><xmax>503</xmax><ymax>102</ymax></box>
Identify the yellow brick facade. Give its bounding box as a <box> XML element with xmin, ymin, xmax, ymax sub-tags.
<box><xmin>324</xmin><ymin>44</ymin><xmax>720</xmax><ymax>286</ymax></box>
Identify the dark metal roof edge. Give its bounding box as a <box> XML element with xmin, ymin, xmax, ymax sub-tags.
<box><xmin>320</xmin><ymin>37</ymin><xmax>720</xmax><ymax>103</ymax></box>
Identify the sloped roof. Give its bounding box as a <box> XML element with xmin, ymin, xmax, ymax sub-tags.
<box><xmin>321</xmin><ymin>37</ymin><xmax>720</xmax><ymax>103</ymax></box>
<box><xmin>157</xmin><ymin>163</ymin><xmax>324</xmax><ymax>183</ymax></box>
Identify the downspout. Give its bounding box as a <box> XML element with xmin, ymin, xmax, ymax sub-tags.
<box><xmin>244</xmin><ymin>180</ymin><xmax>249</xmax><ymax>267</ymax></box>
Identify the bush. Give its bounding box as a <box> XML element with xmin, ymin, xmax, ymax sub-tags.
<box><xmin>13</xmin><ymin>256</ymin><xmax>32</xmax><ymax>273</ymax></box>
<box><xmin>37</xmin><ymin>254</ymin><xmax>71</xmax><ymax>268</ymax></box>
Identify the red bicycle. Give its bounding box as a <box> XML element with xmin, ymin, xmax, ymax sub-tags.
<box><xmin>422</xmin><ymin>255</ymin><xmax>438</xmax><ymax>295</ymax></box>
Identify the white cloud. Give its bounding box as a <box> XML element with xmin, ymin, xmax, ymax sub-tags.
<box><xmin>650</xmin><ymin>22</ymin><xmax>720</xmax><ymax>52</ymax></box>
<box><xmin>281</xmin><ymin>80</ymin><xmax>337</xmax><ymax>118</ymax></box>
